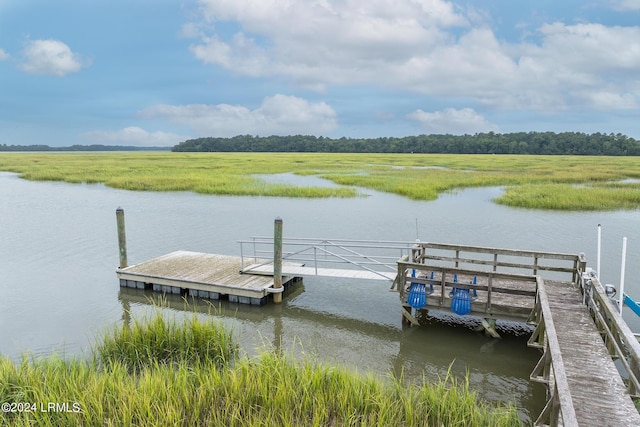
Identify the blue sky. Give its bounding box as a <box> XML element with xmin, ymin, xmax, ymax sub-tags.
<box><xmin>1</xmin><ymin>0</ymin><xmax>639</xmax><ymax>147</ymax></box>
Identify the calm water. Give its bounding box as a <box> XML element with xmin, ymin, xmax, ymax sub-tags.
<box><xmin>2</xmin><ymin>171</ymin><xmax>640</xmax><ymax>422</ymax></box>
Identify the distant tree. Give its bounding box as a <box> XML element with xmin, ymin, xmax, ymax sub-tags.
<box><xmin>169</xmin><ymin>132</ymin><xmax>640</xmax><ymax>156</ymax></box>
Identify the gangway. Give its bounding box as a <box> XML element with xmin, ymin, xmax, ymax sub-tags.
<box><xmin>239</xmin><ymin>236</ymin><xmax>413</xmax><ymax>281</ymax></box>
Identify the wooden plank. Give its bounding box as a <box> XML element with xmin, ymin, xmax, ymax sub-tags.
<box><xmin>542</xmin><ymin>280</ymin><xmax>640</xmax><ymax>426</ymax></box>
<box><xmin>422</xmin><ymin>242</ymin><xmax>580</xmax><ymax>260</ymax></box>
<box><xmin>399</xmin><ymin>262</ymin><xmax>538</xmax><ymax>283</ymax></box>
<box><xmin>400</xmin><ymin>306</ymin><xmax>419</xmax><ymax>326</ymax></box>
<box><xmin>421</xmin><ymin>255</ymin><xmax>577</xmax><ymax>276</ymax></box>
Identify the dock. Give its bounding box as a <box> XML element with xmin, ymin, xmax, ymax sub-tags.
<box><xmin>116</xmin><ymin>251</ymin><xmax>301</xmax><ymax>305</ymax></box>
<box><xmin>395</xmin><ymin>241</ymin><xmax>640</xmax><ymax>426</ymax></box>
<box><xmin>528</xmin><ymin>279</ymin><xmax>640</xmax><ymax>426</ymax></box>
<box><xmin>115</xmin><ymin>211</ymin><xmax>640</xmax><ymax>425</ymax></box>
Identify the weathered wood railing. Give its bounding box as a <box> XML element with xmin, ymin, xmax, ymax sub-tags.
<box><xmin>528</xmin><ymin>277</ymin><xmax>579</xmax><ymax>427</ymax></box>
<box><xmin>409</xmin><ymin>242</ymin><xmax>585</xmax><ymax>283</ymax></box>
<box><xmin>395</xmin><ymin>259</ymin><xmax>539</xmax><ymax>319</ymax></box>
<box><xmin>395</xmin><ymin>242</ymin><xmax>586</xmax><ymax>322</ymax></box>
<box><xmin>582</xmin><ymin>273</ymin><xmax>640</xmax><ymax>399</ymax></box>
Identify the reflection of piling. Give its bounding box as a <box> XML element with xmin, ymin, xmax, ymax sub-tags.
<box><xmin>116</xmin><ymin>207</ymin><xmax>128</xmax><ymax>268</ymax></box>
<box><xmin>273</xmin><ymin>217</ymin><xmax>283</xmax><ymax>303</ymax></box>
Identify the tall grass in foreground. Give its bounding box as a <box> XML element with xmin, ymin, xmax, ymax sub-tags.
<box><xmin>0</xmin><ymin>311</ymin><xmax>521</xmax><ymax>426</ymax></box>
<box><xmin>95</xmin><ymin>311</ymin><xmax>237</xmax><ymax>372</ymax></box>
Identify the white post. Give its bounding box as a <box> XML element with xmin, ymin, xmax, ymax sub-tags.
<box><xmin>619</xmin><ymin>237</ymin><xmax>627</xmax><ymax>315</ymax></box>
<box><xmin>597</xmin><ymin>224</ymin><xmax>601</xmax><ymax>278</ymax></box>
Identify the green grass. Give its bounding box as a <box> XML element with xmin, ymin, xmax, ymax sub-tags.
<box><xmin>95</xmin><ymin>311</ymin><xmax>237</xmax><ymax>373</ymax></box>
<box><xmin>0</xmin><ymin>311</ymin><xmax>521</xmax><ymax>426</ymax></box>
<box><xmin>496</xmin><ymin>182</ymin><xmax>640</xmax><ymax>210</ymax></box>
<box><xmin>1</xmin><ymin>151</ymin><xmax>639</xmax><ymax>210</ymax></box>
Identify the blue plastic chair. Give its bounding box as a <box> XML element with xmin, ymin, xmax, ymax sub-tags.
<box><xmin>408</xmin><ymin>269</ymin><xmax>427</xmax><ymax>309</ymax></box>
<box><xmin>450</xmin><ymin>273</ymin><xmax>471</xmax><ymax>315</ymax></box>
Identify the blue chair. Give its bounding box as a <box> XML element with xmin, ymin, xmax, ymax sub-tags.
<box><xmin>450</xmin><ymin>273</ymin><xmax>471</xmax><ymax>315</ymax></box>
<box><xmin>408</xmin><ymin>269</ymin><xmax>427</xmax><ymax>309</ymax></box>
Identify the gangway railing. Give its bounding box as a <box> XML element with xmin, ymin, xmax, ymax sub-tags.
<box><xmin>528</xmin><ymin>277</ymin><xmax>579</xmax><ymax>427</ymax></box>
<box><xmin>238</xmin><ymin>236</ymin><xmax>416</xmax><ymax>281</ymax></box>
<box><xmin>581</xmin><ymin>272</ymin><xmax>640</xmax><ymax>398</ymax></box>
<box><xmin>527</xmin><ymin>267</ymin><xmax>640</xmax><ymax>425</ymax></box>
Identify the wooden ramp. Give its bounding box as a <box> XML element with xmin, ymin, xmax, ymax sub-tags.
<box><xmin>533</xmin><ymin>280</ymin><xmax>640</xmax><ymax>426</ymax></box>
<box><xmin>116</xmin><ymin>251</ymin><xmax>301</xmax><ymax>305</ymax></box>
<box><xmin>243</xmin><ymin>263</ymin><xmax>397</xmax><ymax>281</ymax></box>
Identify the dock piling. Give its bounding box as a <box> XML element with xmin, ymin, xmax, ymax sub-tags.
<box><xmin>273</xmin><ymin>217</ymin><xmax>283</xmax><ymax>303</ymax></box>
<box><xmin>116</xmin><ymin>207</ymin><xmax>128</xmax><ymax>268</ymax></box>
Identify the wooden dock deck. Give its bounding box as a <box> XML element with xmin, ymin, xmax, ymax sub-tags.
<box><xmin>116</xmin><ymin>251</ymin><xmax>301</xmax><ymax>305</ymax></box>
<box><xmin>529</xmin><ymin>280</ymin><xmax>640</xmax><ymax>426</ymax></box>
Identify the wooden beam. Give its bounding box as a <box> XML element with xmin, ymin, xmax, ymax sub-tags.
<box><xmin>400</xmin><ymin>305</ymin><xmax>419</xmax><ymax>326</ymax></box>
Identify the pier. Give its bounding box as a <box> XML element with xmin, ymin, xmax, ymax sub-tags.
<box><xmin>395</xmin><ymin>241</ymin><xmax>640</xmax><ymax>426</ymax></box>
<box><xmin>115</xmin><ymin>210</ymin><xmax>640</xmax><ymax>426</ymax></box>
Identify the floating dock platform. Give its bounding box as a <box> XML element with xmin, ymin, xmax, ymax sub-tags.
<box><xmin>116</xmin><ymin>250</ymin><xmax>301</xmax><ymax>306</ymax></box>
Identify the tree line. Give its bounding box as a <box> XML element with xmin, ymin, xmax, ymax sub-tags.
<box><xmin>172</xmin><ymin>132</ymin><xmax>640</xmax><ymax>155</ymax></box>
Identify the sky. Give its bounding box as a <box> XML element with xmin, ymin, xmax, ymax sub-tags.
<box><xmin>1</xmin><ymin>0</ymin><xmax>640</xmax><ymax>147</ymax></box>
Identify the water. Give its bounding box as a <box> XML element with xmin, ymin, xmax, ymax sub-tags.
<box><xmin>2</xmin><ymin>171</ymin><xmax>640</xmax><ymax>422</ymax></box>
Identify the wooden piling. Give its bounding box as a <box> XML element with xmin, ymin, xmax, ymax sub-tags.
<box><xmin>116</xmin><ymin>207</ymin><xmax>128</xmax><ymax>268</ymax></box>
<box><xmin>273</xmin><ymin>217</ymin><xmax>283</xmax><ymax>303</ymax></box>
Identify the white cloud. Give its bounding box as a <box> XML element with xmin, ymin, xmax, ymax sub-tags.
<box><xmin>407</xmin><ymin>107</ymin><xmax>499</xmax><ymax>134</ymax></box>
<box><xmin>139</xmin><ymin>94</ymin><xmax>338</xmax><ymax>137</ymax></box>
<box><xmin>0</xmin><ymin>48</ymin><xmax>9</xmax><ymax>61</ymax></box>
<box><xmin>186</xmin><ymin>1</ymin><xmax>640</xmax><ymax>111</ymax></box>
<box><xmin>189</xmin><ymin>0</ymin><xmax>468</xmax><ymax>90</ymax></box>
<box><xmin>20</xmin><ymin>39</ymin><xmax>89</xmax><ymax>76</ymax></box>
<box><xmin>82</xmin><ymin>127</ymin><xmax>187</xmax><ymax>147</ymax></box>
<box><xmin>513</xmin><ymin>23</ymin><xmax>640</xmax><ymax>110</ymax></box>
<box><xmin>611</xmin><ymin>0</ymin><xmax>640</xmax><ymax>11</ymax></box>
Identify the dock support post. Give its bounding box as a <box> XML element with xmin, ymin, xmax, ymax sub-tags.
<box><xmin>116</xmin><ymin>207</ymin><xmax>128</xmax><ymax>268</ymax></box>
<box><xmin>475</xmin><ymin>318</ymin><xmax>501</xmax><ymax>338</ymax></box>
<box><xmin>273</xmin><ymin>217</ymin><xmax>283</xmax><ymax>303</ymax></box>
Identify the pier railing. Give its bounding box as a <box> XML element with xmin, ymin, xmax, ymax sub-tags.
<box><xmin>528</xmin><ymin>277</ymin><xmax>580</xmax><ymax>427</ymax></box>
<box><xmin>581</xmin><ymin>273</ymin><xmax>640</xmax><ymax>399</ymax></box>
<box><xmin>394</xmin><ymin>242</ymin><xmax>586</xmax><ymax>320</ymax></box>
<box><xmin>395</xmin><ymin>258</ymin><xmax>539</xmax><ymax>319</ymax></box>
<box><xmin>238</xmin><ymin>236</ymin><xmax>415</xmax><ymax>280</ymax></box>
<box><xmin>409</xmin><ymin>242</ymin><xmax>586</xmax><ymax>283</ymax></box>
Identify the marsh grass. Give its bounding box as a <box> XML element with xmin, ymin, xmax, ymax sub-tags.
<box><xmin>1</xmin><ymin>151</ymin><xmax>638</xmax><ymax>210</ymax></box>
<box><xmin>95</xmin><ymin>311</ymin><xmax>236</xmax><ymax>372</ymax></box>
<box><xmin>496</xmin><ymin>182</ymin><xmax>640</xmax><ymax>210</ymax></box>
<box><xmin>0</xmin><ymin>311</ymin><xmax>521</xmax><ymax>426</ymax></box>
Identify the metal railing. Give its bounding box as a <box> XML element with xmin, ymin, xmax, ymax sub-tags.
<box><xmin>238</xmin><ymin>236</ymin><xmax>416</xmax><ymax>281</ymax></box>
